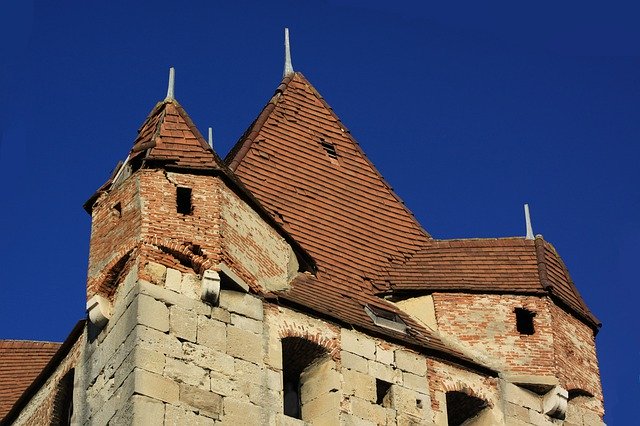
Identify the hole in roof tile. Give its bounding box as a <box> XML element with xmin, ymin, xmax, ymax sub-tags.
<box><xmin>320</xmin><ymin>140</ymin><xmax>338</xmax><ymax>159</ymax></box>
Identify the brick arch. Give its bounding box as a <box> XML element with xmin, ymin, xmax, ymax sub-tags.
<box><xmin>88</xmin><ymin>242</ymin><xmax>138</xmax><ymax>300</ymax></box>
<box><xmin>278</xmin><ymin>326</ymin><xmax>340</xmax><ymax>360</ymax></box>
<box><xmin>441</xmin><ymin>380</ymin><xmax>492</xmax><ymax>408</ymax></box>
<box><xmin>142</xmin><ymin>236</ymin><xmax>217</xmax><ymax>275</ymax></box>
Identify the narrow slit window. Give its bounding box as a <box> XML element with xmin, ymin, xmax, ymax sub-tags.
<box><xmin>176</xmin><ymin>187</ymin><xmax>192</xmax><ymax>215</ymax></box>
<box><xmin>376</xmin><ymin>379</ymin><xmax>392</xmax><ymax>406</ymax></box>
<box><xmin>320</xmin><ymin>140</ymin><xmax>338</xmax><ymax>159</ymax></box>
<box><xmin>113</xmin><ymin>202</ymin><xmax>122</xmax><ymax>218</ymax></box>
<box><xmin>515</xmin><ymin>308</ymin><xmax>536</xmax><ymax>335</ymax></box>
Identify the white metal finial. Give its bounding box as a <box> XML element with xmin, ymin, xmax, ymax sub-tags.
<box><xmin>283</xmin><ymin>28</ymin><xmax>294</xmax><ymax>77</ymax></box>
<box><xmin>208</xmin><ymin>127</ymin><xmax>214</xmax><ymax>148</ymax></box>
<box><xmin>524</xmin><ymin>204</ymin><xmax>534</xmax><ymax>240</ymax></box>
<box><xmin>165</xmin><ymin>67</ymin><xmax>175</xmax><ymax>100</ymax></box>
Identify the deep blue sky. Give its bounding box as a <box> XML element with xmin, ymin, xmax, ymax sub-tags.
<box><xmin>1</xmin><ymin>1</ymin><xmax>638</xmax><ymax>423</ymax></box>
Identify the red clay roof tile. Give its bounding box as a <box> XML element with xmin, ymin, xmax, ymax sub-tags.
<box><xmin>0</xmin><ymin>340</ymin><xmax>61</xmax><ymax>419</ymax></box>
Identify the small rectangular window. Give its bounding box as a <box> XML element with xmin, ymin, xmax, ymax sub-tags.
<box><xmin>376</xmin><ymin>379</ymin><xmax>392</xmax><ymax>407</ymax></box>
<box><xmin>176</xmin><ymin>187</ymin><xmax>192</xmax><ymax>215</ymax></box>
<box><xmin>515</xmin><ymin>308</ymin><xmax>536</xmax><ymax>335</ymax></box>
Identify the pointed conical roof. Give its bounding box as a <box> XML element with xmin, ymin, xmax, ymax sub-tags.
<box><xmin>129</xmin><ymin>99</ymin><xmax>226</xmax><ymax>171</ymax></box>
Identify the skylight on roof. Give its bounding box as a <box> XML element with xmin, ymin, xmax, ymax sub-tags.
<box><xmin>365</xmin><ymin>305</ymin><xmax>407</xmax><ymax>333</ymax></box>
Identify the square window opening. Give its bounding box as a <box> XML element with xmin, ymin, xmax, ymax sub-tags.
<box><xmin>515</xmin><ymin>308</ymin><xmax>536</xmax><ymax>335</ymax></box>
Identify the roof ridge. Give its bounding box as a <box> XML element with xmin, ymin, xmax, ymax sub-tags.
<box><xmin>0</xmin><ymin>340</ymin><xmax>62</xmax><ymax>345</ymax></box>
<box><xmin>225</xmin><ymin>75</ymin><xmax>294</xmax><ymax>170</ymax></box>
<box><xmin>539</xmin><ymin>238</ymin><xmax>600</xmax><ymax>327</ymax></box>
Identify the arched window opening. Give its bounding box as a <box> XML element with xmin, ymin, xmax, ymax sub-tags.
<box><xmin>446</xmin><ymin>390</ymin><xmax>488</xmax><ymax>426</ymax></box>
<box><xmin>281</xmin><ymin>336</ymin><xmax>333</xmax><ymax>420</ymax></box>
<box><xmin>51</xmin><ymin>369</ymin><xmax>75</xmax><ymax>425</ymax></box>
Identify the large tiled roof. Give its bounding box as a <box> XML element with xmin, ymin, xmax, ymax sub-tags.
<box><xmin>0</xmin><ymin>340</ymin><xmax>61</xmax><ymax>419</ymax></box>
<box><xmin>226</xmin><ymin>72</ymin><xmax>599</xmax><ymax>343</ymax></box>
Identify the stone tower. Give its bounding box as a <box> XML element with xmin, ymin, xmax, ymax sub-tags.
<box><xmin>2</xmin><ymin>66</ymin><xmax>604</xmax><ymax>424</ymax></box>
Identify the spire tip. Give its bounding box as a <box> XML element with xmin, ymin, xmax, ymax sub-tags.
<box><xmin>283</xmin><ymin>28</ymin><xmax>294</xmax><ymax>77</ymax></box>
<box><xmin>524</xmin><ymin>204</ymin><xmax>534</xmax><ymax>240</ymax></box>
<box><xmin>165</xmin><ymin>67</ymin><xmax>175</xmax><ymax>101</ymax></box>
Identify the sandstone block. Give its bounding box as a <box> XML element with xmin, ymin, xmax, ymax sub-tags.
<box><xmin>137</xmin><ymin>293</ymin><xmax>170</xmax><ymax>332</ymax></box>
<box><xmin>197</xmin><ymin>315</ymin><xmax>227</xmax><ymax>350</ymax></box>
<box><xmin>300</xmin><ymin>366</ymin><xmax>341</xmax><ymax>404</ymax></box>
<box><xmin>234</xmin><ymin>358</ymin><xmax>265</xmax><ymax>386</ymax></box>
<box><xmin>342</xmin><ymin>329</ymin><xmax>376</xmax><ymax>359</ymax></box>
<box><xmin>165</xmin><ymin>267</ymin><xmax>182</xmax><ymax>292</ymax></box>
<box><xmin>165</xmin><ymin>404</ymin><xmax>216</xmax><ymax>426</ymax></box>
<box><xmin>395</xmin><ymin>350</ymin><xmax>427</xmax><ymax>376</ymax></box>
<box><xmin>231</xmin><ymin>313</ymin><xmax>263</xmax><ymax>334</ymax></box>
<box><xmin>342</xmin><ymin>369</ymin><xmax>376</xmax><ymax>402</ymax></box>
<box><xmin>170</xmin><ymin>305</ymin><xmax>197</xmax><ymax>342</ymax></box>
<box><xmin>211</xmin><ymin>306</ymin><xmax>231</xmax><ymax>323</ymax></box>
<box><xmin>180</xmin><ymin>383</ymin><xmax>223</xmax><ymax>418</ymax></box>
<box><xmin>210</xmin><ymin>370</ymin><xmax>234</xmax><ymax>396</ymax></box>
<box><xmin>504</xmin><ymin>382</ymin><xmax>541</xmax><ymax>411</ymax></box>
<box><xmin>146</xmin><ymin>261</ymin><xmax>166</xmax><ymax>284</ymax></box>
<box><xmin>402</xmin><ymin>371</ymin><xmax>428</xmax><ymax>393</ymax></box>
<box><xmin>266</xmin><ymin>368</ymin><xmax>283</xmax><ymax>391</ymax></box>
<box><xmin>133</xmin><ymin>368</ymin><xmax>179</xmax><ymax>403</ymax></box>
<box><xmin>341</xmin><ymin>351</ymin><xmax>368</xmax><ymax>373</ymax></box>
<box><xmin>130</xmin><ymin>394</ymin><xmax>165</xmax><ymax>425</ymax></box>
<box><xmin>165</xmin><ymin>356</ymin><xmax>209</xmax><ymax>388</ymax></box>
<box><xmin>350</xmin><ymin>397</ymin><xmax>387</xmax><ymax>425</ymax></box>
<box><xmin>339</xmin><ymin>413</ymin><xmax>376</xmax><ymax>426</ymax></box>
<box><xmin>139</xmin><ymin>279</ymin><xmax>211</xmax><ymax>316</ymax></box>
<box><xmin>369</xmin><ymin>360</ymin><xmax>401</xmax><ymax>384</ymax></box>
<box><xmin>375</xmin><ymin>345</ymin><xmax>395</xmax><ymax>365</ymax></box>
<box><xmin>301</xmin><ymin>391</ymin><xmax>341</xmax><ymax>421</ymax></box>
<box><xmin>249</xmin><ymin>384</ymin><xmax>282</xmax><ymax>412</ymax></box>
<box><xmin>133</xmin><ymin>345</ymin><xmax>165</xmax><ymax>375</ymax></box>
<box><xmin>183</xmin><ymin>341</ymin><xmax>235</xmax><ymax>375</ymax></box>
<box><xmin>221</xmin><ymin>399</ymin><xmax>267</xmax><ymax>425</ymax></box>
<box><xmin>219</xmin><ymin>289</ymin><xmax>264</xmax><ymax>320</ymax></box>
<box><xmin>274</xmin><ymin>413</ymin><xmax>306</xmax><ymax>425</ymax></box>
<box><xmin>181</xmin><ymin>273</ymin><xmax>201</xmax><ymax>299</ymax></box>
<box><xmin>266</xmin><ymin>336</ymin><xmax>283</xmax><ymax>370</ymax></box>
<box><xmin>307</xmin><ymin>408</ymin><xmax>341</xmax><ymax>425</ymax></box>
<box><xmin>136</xmin><ymin>325</ymin><xmax>183</xmax><ymax>358</ymax></box>
<box><xmin>227</xmin><ymin>325</ymin><xmax>264</xmax><ymax>364</ymax></box>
